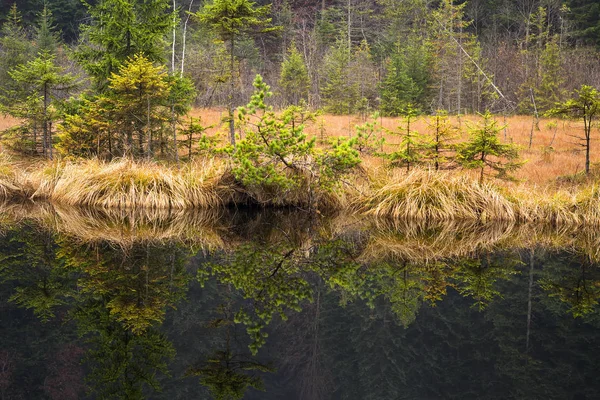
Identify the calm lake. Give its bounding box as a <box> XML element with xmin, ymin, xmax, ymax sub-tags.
<box><xmin>0</xmin><ymin>205</ymin><xmax>598</xmax><ymax>399</ymax></box>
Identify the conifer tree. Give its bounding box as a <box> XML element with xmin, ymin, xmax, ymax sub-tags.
<box><xmin>7</xmin><ymin>53</ymin><xmax>76</xmax><ymax>158</ymax></box>
<box><xmin>279</xmin><ymin>42</ymin><xmax>310</xmax><ymax>106</ymax></box>
<box><xmin>456</xmin><ymin>111</ymin><xmax>522</xmax><ymax>183</ymax></box>
<box><xmin>389</xmin><ymin>105</ymin><xmax>423</xmax><ymax>172</ymax></box>
<box><xmin>424</xmin><ymin>110</ymin><xmax>456</xmax><ymax>171</ymax></box>
<box><xmin>75</xmin><ymin>0</ymin><xmax>171</xmax><ymax>92</ymax></box>
<box><xmin>0</xmin><ymin>4</ymin><xmax>33</xmax><ymax>105</ymax></box>
<box><xmin>380</xmin><ymin>40</ymin><xmax>432</xmax><ymax>116</ymax></box>
<box><xmin>321</xmin><ymin>39</ymin><xmax>358</xmax><ymax>114</ymax></box>
<box><xmin>34</xmin><ymin>4</ymin><xmax>60</xmax><ymax>55</ymax></box>
<box><xmin>547</xmin><ymin>85</ymin><xmax>600</xmax><ymax>175</ymax></box>
<box><xmin>195</xmin><ymin>0</ymin><xmax>279</xmax><ymax>147</ymax></box>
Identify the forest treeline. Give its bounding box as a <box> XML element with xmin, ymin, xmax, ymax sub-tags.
<box><xmin>1</xmin><ymin>0</ymin><xmax>599</xmax><ymax>113</ymax></box>
<box><xmin>0</xmin><ymin>0</ymin><xmax>600</xmax><ymax>163</ymax></box>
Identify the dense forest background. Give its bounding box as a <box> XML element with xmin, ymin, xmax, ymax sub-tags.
<box><xmin>1</xmin><ymin>0</ymin><xmax>599</xmax><ymax>117</ymax></box>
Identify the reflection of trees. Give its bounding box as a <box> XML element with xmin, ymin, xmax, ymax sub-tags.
<box><xmin>539</xmin><ymin>251</ymin><xmax>600</xmax><ymax>318</ymax></box>
<box><xmin>0</xmin><ymin>223</ymin><xmax>75</xmax><ymax>321</ymax></box>
<box><xmin>58</xmin><ymin>239</ymin><xmax>191</xmax><ymax>398</ymax></box>
<box><xmin>454</xmin><ymin>252</ymin><xmax>522</xmax><ymax>310</ymax></box>
<box><xmin>76</xmin><ymin>301</ymin><xmax>175</xmax><ymax>399</ymax></box>
<box><xmin>59</xmin><ymin>239</ymin><xmax>190</xmax><ymax>333</ymax></box>
<box><xmin>188</xmin><ymin>304</ymin><xmax>273</xmax><ymax>400</ymax></box>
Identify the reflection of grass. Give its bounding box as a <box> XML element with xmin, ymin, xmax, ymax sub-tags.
<box><xmin>3</xmin><ymin>201</ymin><xmax>600</xmax><ymax>262</ymax></box>
<box><xmin>364</xmin><ymin>218</ymin><xmax>600</xmax><ymax>263</ymax></box>
<box><xmin>0</xmin><ymin>202</ymin><xmax>226</xmax><ymax>248</ymax></box>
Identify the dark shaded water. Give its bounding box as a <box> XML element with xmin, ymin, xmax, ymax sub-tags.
<box><xmin>0</xmin><ymin>208</ymin><xmax>599</xmax><ymax>399</ymax></box>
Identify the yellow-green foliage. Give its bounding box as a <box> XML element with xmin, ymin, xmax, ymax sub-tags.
<box><xmin>361</xmin><ymin>169</ymin><xmax>515</xmax><ymax>222</ymax></box>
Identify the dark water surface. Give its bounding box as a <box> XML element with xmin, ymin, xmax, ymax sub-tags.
<box><xmin>0</xmin><ymin>207</ymin><xmax>599</xmax><ymax>399</ymax></box>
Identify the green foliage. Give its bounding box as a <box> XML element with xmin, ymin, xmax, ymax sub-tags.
<box><xmin>76</xmin><ymin>0</ymin><xmax>171</xmax><ymax>92</ymax></box>
<box><xmin>536</xmin><ymin>36</ymin><xmax>566</xmax><ymax>113</ymax></box>
<box><xmin>456</xmin><ymin>111</ymin><xmax>523</xmax><ymax>183</ymax></box>
<box><xmin>354</xmin><ymin>112</ymin><xmax>384</xmax><ymax>155</ymax></box>
<box><xmin>279</xmin><ymin>42</ymin><xmax>310</xmax><ymax>105</ymax></box>
<box><xmin>34</xmin><ymin>4</ymin><xmax>60</xmax><ymax>55</ymax></box>
<box><xmin>3</xmin><ymin>51</ymin><xmax>76</xmax><ymax>158</ymax></box>
<box><xmin>0</xmin><ymin>4</ymin><xmax>34</xmax><ymax>105</ymax></box>
<box><xmin>320</xmin><ymin>39</ymin><xmax>358</xmax><ymax>114</ymax></box>
<box><xmin>232</xmin><ymin>75</ymin><xmax>360</xmax><ymax>206</ymax></box>
<box><xmin>180</xmin><ymin>117</ymin><xmax>214</xmax><ymax>159</ymax></box>
<box><xmin>546</xmin><ymin>84</ymin><xmax>600</xmax><ymax>175</ymax></box>
<box><xmin>58</xmin><ymin>54</ymin><xmax>192</xmax><ymax>159</ymax></box>
<box><xmin>567</xmin><ymin>0</ymin><xmax>600</xmax><ymax>47</ymax></box>
<box><xmin>195</xmin><ymin>0</ymin><xmax>277</xmax><ymax>43</ymax></box>
<box><xmin>234</xmin><ymin>75</ymin><xmax>315</xmax><ymax>191</ymax></box>
<box><xmin>380</xmin><ymin>40</ymin><xmax>433</xmax><ymax>116</ymax></box>
<box><xmin>388</xmin><ymin>105</ymin><xmax>424</xmax><ymax>171</ymax></box>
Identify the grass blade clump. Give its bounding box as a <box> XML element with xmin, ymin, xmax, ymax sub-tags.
<box><xmin>360</xmin><ymin>169</ymin><xmax>515</xmax><ymax>222</ymax></box>
<box><xmin>46</xmin><ymin>158</ymin><xmax>228</xmax><ymax>209</ymax></box>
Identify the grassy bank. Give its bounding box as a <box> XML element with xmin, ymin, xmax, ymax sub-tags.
<box><xmin>2</xmin><ymin>156</ymin><xmax>600</xmax><ymax>226</ymax></box>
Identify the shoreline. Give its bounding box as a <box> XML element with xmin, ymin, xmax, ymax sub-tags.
<box><xmin>1</xmin><ymin>157</ymin><xmax>600</xmax><ymax>226</ymax></box>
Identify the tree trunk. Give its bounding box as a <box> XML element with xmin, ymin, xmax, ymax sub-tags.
<box><xmin>229</xmin><ymin>37</ymin><xmax>236</xmax><ymax>147</ymax></box>
<box><xmin>585</xmin><ymin>115</ymin><xmax>591</xmax><ymax>175</ymax></box>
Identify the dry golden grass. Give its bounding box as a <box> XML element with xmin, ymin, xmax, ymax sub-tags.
<box><xmin>1</xmin><ymin>109</ymin><xmax>594</xmax><ymax>186</ymax></box>
<box><xmin>28</xmin><ymin>157</ymin><xmax>232</xmax><ymax>209</ymax></box>
<box><xmin>2</xmin><ymin>110</ymin><xmax>600</xmax><ymax>223</ymax></box>
<box><xmin>358</xmin><ymin>169</ymin><xmax>515</xmax><ymax>222</ymax></box>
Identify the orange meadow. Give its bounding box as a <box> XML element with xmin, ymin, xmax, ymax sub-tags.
<box><xmin>1</xmin><ymin>109</ymin><xmax>597</xmax><ymax>187</ymax></box>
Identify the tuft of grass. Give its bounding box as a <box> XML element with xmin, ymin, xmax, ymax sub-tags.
<box><xmin>359</xmin><ymin>169</ymin><xmax>515</xmax><ymax>222</ymax></box>
<box><xmin>38</xmin><ymin>158</ymin><xmax>230</xmax><ymax>209</ymax></box>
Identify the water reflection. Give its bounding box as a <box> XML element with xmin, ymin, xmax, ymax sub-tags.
<box><xmin>0</xmin><ymin>204</ymin><xmax>599</xmax><ymax>399</ymax></box>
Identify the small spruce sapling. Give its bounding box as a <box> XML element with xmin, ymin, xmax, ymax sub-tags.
<box><xmin>546</xmin><ymin>85</ymin><xmax>600</xmax><ymax>175</ymax></box>
<box><xmin>353</xmin><ymin>112</ymin><xmax>384</xmax><ymax>155</ymax></box>
<box><xmin>456</xmin><ymin>111</ymin><xmax>523</xmax><ymax>183</ymax></box>
<box><xmin>424</xmin><ymin>110</ymin><xmax>457</xmax><ymax>170</ymax></box>
<box><xmin>388</xmin><ymin>105</ymin><xmax>423</xmax><ymax>171</ymax></box>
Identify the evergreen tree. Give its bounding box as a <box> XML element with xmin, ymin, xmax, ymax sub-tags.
<box><xmin>388</xmin><ymin>105</ymin><xmax>423</xmax><ymax>172</ymax></box>
<box><xmin>0</xmin><ymin>4</ymin><xmax>33</xmax><ymax>105</ymax></box>
<box><xmin>34</xmin><ymin>4</ymin><xmax>60</xmax><ymax>55</ymax></box>
<box><xmin>380</xmin><ymin>40</ymin><xmax>432</xmax><ymax>116</ymax></box>
<box><xmin>424</xmin><ymin>110</ymin><xmax>457</xmax><ymax>171</ymax></box>
<box><xmin>75</xmin><ymin>0</ymin><xmax>171</xmax><ymax>92</ymax></box>
<box><xmin>320</xmin><ymin>39</ymin><xmax>358</xmax><ymax>114</ymax></box>
<box><xmin>279</xmin><ymin>42</ymin><xmax>310</xmax><ymax>106</ymax></box>
<box><xmin>456</xmin><ymin>111</ymin><xmax>522</xmax><ymax>183</ymax></box>
<box><xmin>535</xmin><ymin>35</ymin><xmax>566</xmax><ymax>113</ymax></box>
<box><xmin>547</xmin><ymin>85</ymin><xmax>600</xmax><ymax>175</ymax></box>
<box><xmin>567</xmin><ymin>0</ymin><xmax>600</xmax><ymax>47</ymax></box>
<box><xmin>4</xmin><ymin>52</ymin><xmax>76</xmax><ymax>158</ymax></box>
<box><xmin>195</xmin><ymin>0</ymin><xmax>279</xmax><ymax>147</ymax></box>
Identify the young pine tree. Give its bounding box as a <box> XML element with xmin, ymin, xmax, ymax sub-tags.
<box><xmin>6</xmin><ymin>53</ymin><xmax>76</xmax><ymax>158</ymax></box>
<box><xmin>456</xmin><ymin>111</ymin><xmax>522</xmax><ymax>183</ymax></box>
